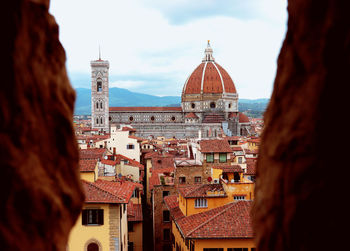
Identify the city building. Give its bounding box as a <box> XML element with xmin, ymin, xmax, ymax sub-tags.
<box><xmin>90</xmin><ymin>42</ymin><xmax>251</xmax><ymax>138</ymax></box>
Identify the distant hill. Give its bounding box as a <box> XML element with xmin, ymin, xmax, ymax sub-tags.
<box><xmin>75</xmin><ymin>87</ymin><xmax>269</xmax><ymax>117</ymax></box>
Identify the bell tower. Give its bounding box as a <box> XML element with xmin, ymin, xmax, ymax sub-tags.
<box><xmin>91</xmin><ymin>53</ymin><xmax>109</xmax><ymax>133</ymax></box>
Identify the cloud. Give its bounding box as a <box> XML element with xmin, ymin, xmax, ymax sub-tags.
<box><xmin>140</xmin><ymin>0</ymin><xmax>260</xmax><ymax>24</ymax></box>
<box><xmin>50</xmin><ymin>0</ymin><xmax>287</xmax><ymax>99</ymax></box>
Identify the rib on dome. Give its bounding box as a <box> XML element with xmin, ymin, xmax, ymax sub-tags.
<box><xmin>182</xmin><ymin>42</ymin><xmax>237</xmax><ymax>95</ymax></box>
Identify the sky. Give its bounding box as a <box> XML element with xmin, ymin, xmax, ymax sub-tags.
<box><xmin>49</xmin><ymin>0</ymin><xmax>288</xmax><ymax>99</ymax></box>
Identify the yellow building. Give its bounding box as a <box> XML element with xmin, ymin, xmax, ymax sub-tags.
<box><xmin>79</xmin><ymin>159</ymin><xmax>99</xmax><ymax>182</ymax></box>
<box><xmin>164</xmin><ymin>195</ymin><xmax>255</xmax><ymax>251</ymax></box>
<box><xmin>211</xmin><ymin>165</ymin><xmax>255</xmax><ymax>201</ymax></box>
<box><xmin>68</xmin><ymin>179</ymin><xmax>135</xmax><ymax>251</ymax></box>
<box><xmin>127</xmin><ymin>202</ymin><xmax>143</xmax><ymax>251</ymax></box>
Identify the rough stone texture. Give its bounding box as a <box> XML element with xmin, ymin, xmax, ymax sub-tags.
<box><xmin>253</xmin><ymin>0</ymin><xmax>350</xmax><ymax>250</ymax></box>
<box><xmin>153</xmin><ymin>186</ymin><xmax>177</xmax><ymax>251</ymax></box>
<box><xmin>0</xmin><ymin>1</ymin><xmax>84</xmax><ymax>250</ymax></box>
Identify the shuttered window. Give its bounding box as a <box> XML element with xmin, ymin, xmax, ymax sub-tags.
<box><xmin>82</xmin><ymin>209</ymin><xmax>104</xmax><ymax>225</ymax></box>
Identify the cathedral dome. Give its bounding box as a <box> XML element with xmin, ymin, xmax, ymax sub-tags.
<box><xmin>182</xmin><ymin>42</ymin><xmax>237</xmax><ymax>96</ymax></box>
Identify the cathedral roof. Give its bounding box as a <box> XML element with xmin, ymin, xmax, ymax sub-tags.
<box><xmin>109</xmin><ymin>107</ymin><xmax>182</xmax><ymax>112</ymax></box>
<box><xmin>182</xmin><ymin>41</ymin><xmax>237</xmax><ymax>96</ymax></box>
<box><xmin>239</xmin><ymin>112</ymin><xmax>250</xmax><ymax>123</ymax></box>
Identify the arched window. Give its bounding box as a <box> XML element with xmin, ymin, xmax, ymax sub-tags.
<box><xmin>96</xmin><ymin>102</ymin><xmax>99</xmax><ymax>109</ymax></box>
<box><xmin>100</xmin><ymin>102</ymin><xmax>103</xmax><ymax>109</ymax></box>
<box><xmin>87</xmin><ymin>243</ymin><xmax>99</xmax><ymax>251</ymax></box>
<box><xmin>100</xmin><ymin>117</ymin><xmax>103</xmax><ymax>125</ymax></box>
<box><xmin>96</xmin><ymin>118</ymin><xmax>99</xmax><ymax>124</ymax></box>
<box><xmin>97</xmin><ymin>79</ymin><xmax>102</xmax><ymax>92</ymax></box>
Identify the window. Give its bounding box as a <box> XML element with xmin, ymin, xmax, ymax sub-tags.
<box><xmin>163</xmin><ymin>210</ymin><xmax>170</xmax><ymax>222</ymax></box>
<box><xmin>194</xmin><ymin>176</ymin><xmax>201</xmax><ymax>183</ymax></box>
<box><xmin>96</xmin><ymin>102</ymin><xmax>99</xmax><ymax>109</ymax></box>
<box><xmin>129</xmin><ymin>116</ymin><xmax>134</xmax><ymax>121</ymax></box>
<box><xmin>171</xmin><ymin>116</ymin><xmax>176</xmax><ymax>121</ymax></box>
<box><xmin>163</xmin><ymin>191</ymin><xmax>170</xmax><ymax>198</ymax></box>
<box><xmin>163</xmin><ymin>228</ymin><xmax>171</xmax><ymax>240</ymax></box>
<box><xmin>210</xmin><ymin>102</ymin><xmax>216</xmax><ymax>108</ymax></box>
<box><xmin>132</xmin><ymin>189</ymin><xmax>138</xmax><ymax>198</ymax></box>
<box><xmin>100</xmin><ymin>102</ymin><xmax>103</xmax><ymax>109</ymax></box>
<box><xmin>191</xmin><ymin>103</ymin><xmax>195</xmax><ymax>109</ymax></box>
<box><xmin>206</xmin><ymin>153</ymin><xmax>214</xmax><ymax>163</ymax></box>
<box><xmin>97</xmin><ymin>80</ymin><xmax>102</xmax><ymax>92</ymax></box>
<box><xmin>128</xmin><ymin>221</ymin><xmax>134</xmax><ymax>232</ymax></box>
<box><xmin>234</xmin><ymin>195</ymin><xmax>246</xmax><ymax>201</ymax></box>
<box><xmin>127</xmin><ymin>144</ymin><xmax>134</xmax><ymax>149</ymax></box>
<box><xmin>96</xmin><ymin>118</ymin><xmax>99</xmax><ymax>124</ymax></box>
<box><xmin>100</xmin><ymin>117</ymin><xmax>103</xmax><ymax>125</ymax></box>
<box><xmin>87</xmin><ymin>243</ymin><xmax>99</xmax><ymax>251</ymax></box>
<box><xmin>234</xmin><ymin>172</ymin><xmax>241</xmax><ymax>182</ymax></box>
<box><xmin>227</xmin><ymin>249</ymin><xmax>248</xmax><ymax>251</ymax></box>
<box><xmin>195</xmin><ymin>198</ymin><xmax>207</xmax><ymax>208</ymax></box>
<box><xmin>128</xmin><ymin>242</ymin><xmax>134</xmax><ymax>251</ymax></box>
<box><xmin>179</xmin><ymin>176</ymin><xmax>186</xmax><ymax>184</ymax></box>
<box><xmin>151</xmin><ymin>116</ymin><xmax>155</xmax><ymax>121</ymax></box>
<box><xmin>219</xmin><ymin>153</ymin><xmax>227</xmax><ymax>163</ymax></box>
<box><xmin>82</xmin><ymin>209</ymin><xmax>104</xmax><ymax>225</ymax></box>
<box><xmin>238</xmin><ymin>157</ymin><xmax>243</xmax><ymax>164</ymax></box>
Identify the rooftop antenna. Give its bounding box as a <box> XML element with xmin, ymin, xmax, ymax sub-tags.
<box><xmin>98</xmin><ymin>45</ymin><xmax>101</xmax><ymax>60</ymax></box>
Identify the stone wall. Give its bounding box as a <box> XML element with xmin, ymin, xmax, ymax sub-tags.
<box><xmin>253</xmin><ymin>0</ymin><xmax>350</xmax><ymax>250</ymax></box>
<box><xmin>152</xmin><ymin>185</ymin><xmax>177</xmax><ymax>251</ymax></box>
<box><xmin>109</xmin><ymin>204</ymin><xmax>121</xmax><ymax>251</ymax></box>
<box><xmin>174</xmin><ymin>165</ymin><xmax>210</xmax><ymax>187</ymax></box>
<box><xmin>0</xmin><ymin>0</ymin><xmax>84</xmax><ymax>250</ymax></box>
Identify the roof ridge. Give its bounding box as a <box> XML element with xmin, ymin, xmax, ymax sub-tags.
<box><xmin>87</xmin><ymin>180</ymin><xmax>126</xmax><ymax>202</ymax></box>
<box><xmin>186</xmin><ymin>202</ymin><xmax>237</xmax><ymax>237</ymax></box>
<box><xmin>185</xmin><ymin>184</ymin><xmax>207</xmax><ymax>197</ymax></box>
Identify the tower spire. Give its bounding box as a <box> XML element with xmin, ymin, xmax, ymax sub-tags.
<box><xmin>99</xmin><ymin>45</ymin><xmax>101</xmax><ymax>60</ymax></box>
<box><xmin>203</xmin><ymin>40</ymin><xmax>214</xmax><ymax>62</ymax></box>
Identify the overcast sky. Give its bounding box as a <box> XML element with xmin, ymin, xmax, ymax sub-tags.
<box><xmin>49</xmin><ymin>0</ymin><xmax>288</xmax><ymax>99</ymax></box>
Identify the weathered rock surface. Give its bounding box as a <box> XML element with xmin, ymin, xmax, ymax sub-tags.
<box><xmin>253</xmin><ymin>0</ymin><xmax>350</xmax><ymax>250</ymax></box>
<box><xmin>0</xmin><ymin>0</ymin><xmax>84</xmax><ymax>250</ymax></box>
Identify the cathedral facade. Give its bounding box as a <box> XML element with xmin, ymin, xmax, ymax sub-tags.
<box><xmin>91</xmin><ymin>42</ymin><xmax>251</xmax><ymax>138</ymax></box>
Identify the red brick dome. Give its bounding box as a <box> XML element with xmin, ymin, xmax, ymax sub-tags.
<box><xmin>182</xmin><ymin>42</ymin><xmax>237</xmax><ymax>95</ymax></box>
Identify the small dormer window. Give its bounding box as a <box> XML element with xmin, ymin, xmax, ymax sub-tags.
<box><xmin>195</xmin><ymin>198</ymin><xmax>207</xmax><ymax>208</ymax></box>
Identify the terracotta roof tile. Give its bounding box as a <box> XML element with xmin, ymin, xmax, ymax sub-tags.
<box><xmin>122</xmin><ymin>126</ymin><xmax>137</xmax><ymax>132</ymax></box>
<box><xmin>79</xmin><ymin>159</ymin><xmax>98</xmax><ymax>172</ymax></box>
<box><xmin>239</xmin><ymin>112</ymin><xmax>250</xmax><ymax>123</ymax></box>
<box><xmin>212</xmin><ymin>165</ymin><xmax>243</xmax><ymax>173</ymax></box>
<box><xmin>175</xmin><ymin>201</ymin><xmax>253</xmax><ymax>239</ymax></box>
<box><xmin>199</xmin><ymin>139</ymin><xmax>232</xmax><ymax>153</ymax></box>
<box><xmin>178</xmin><ymin>184</ymin><xmax>226</xmax><ymax>198</ymax></box>
<box><xmin>128</xmin><ymin>203</ymin><xmax>143</xmax><ymax>222</ymax></box>
<box><xmin>80</xmin><ymin>148</ymin><xmax>107</xmax><ymax>160</ymax></box>
<box><xmin>82</xmin><ymin>179</ymin><xmax>135</xmax><ymax>204</ymax></box>
<box><xmin>149</xmin><ymin>168</ymin><xmax>175</xmax><ymax>190</ymax></box>
<box><xmin>164</xmin><ymin>195</ymin><xmax>185</xmax><ymax>221</ymax></box>
<box><xmin>185</xmin><ymin>112</ymin><xmax>199</xmax><ymax>119</ymax></box>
